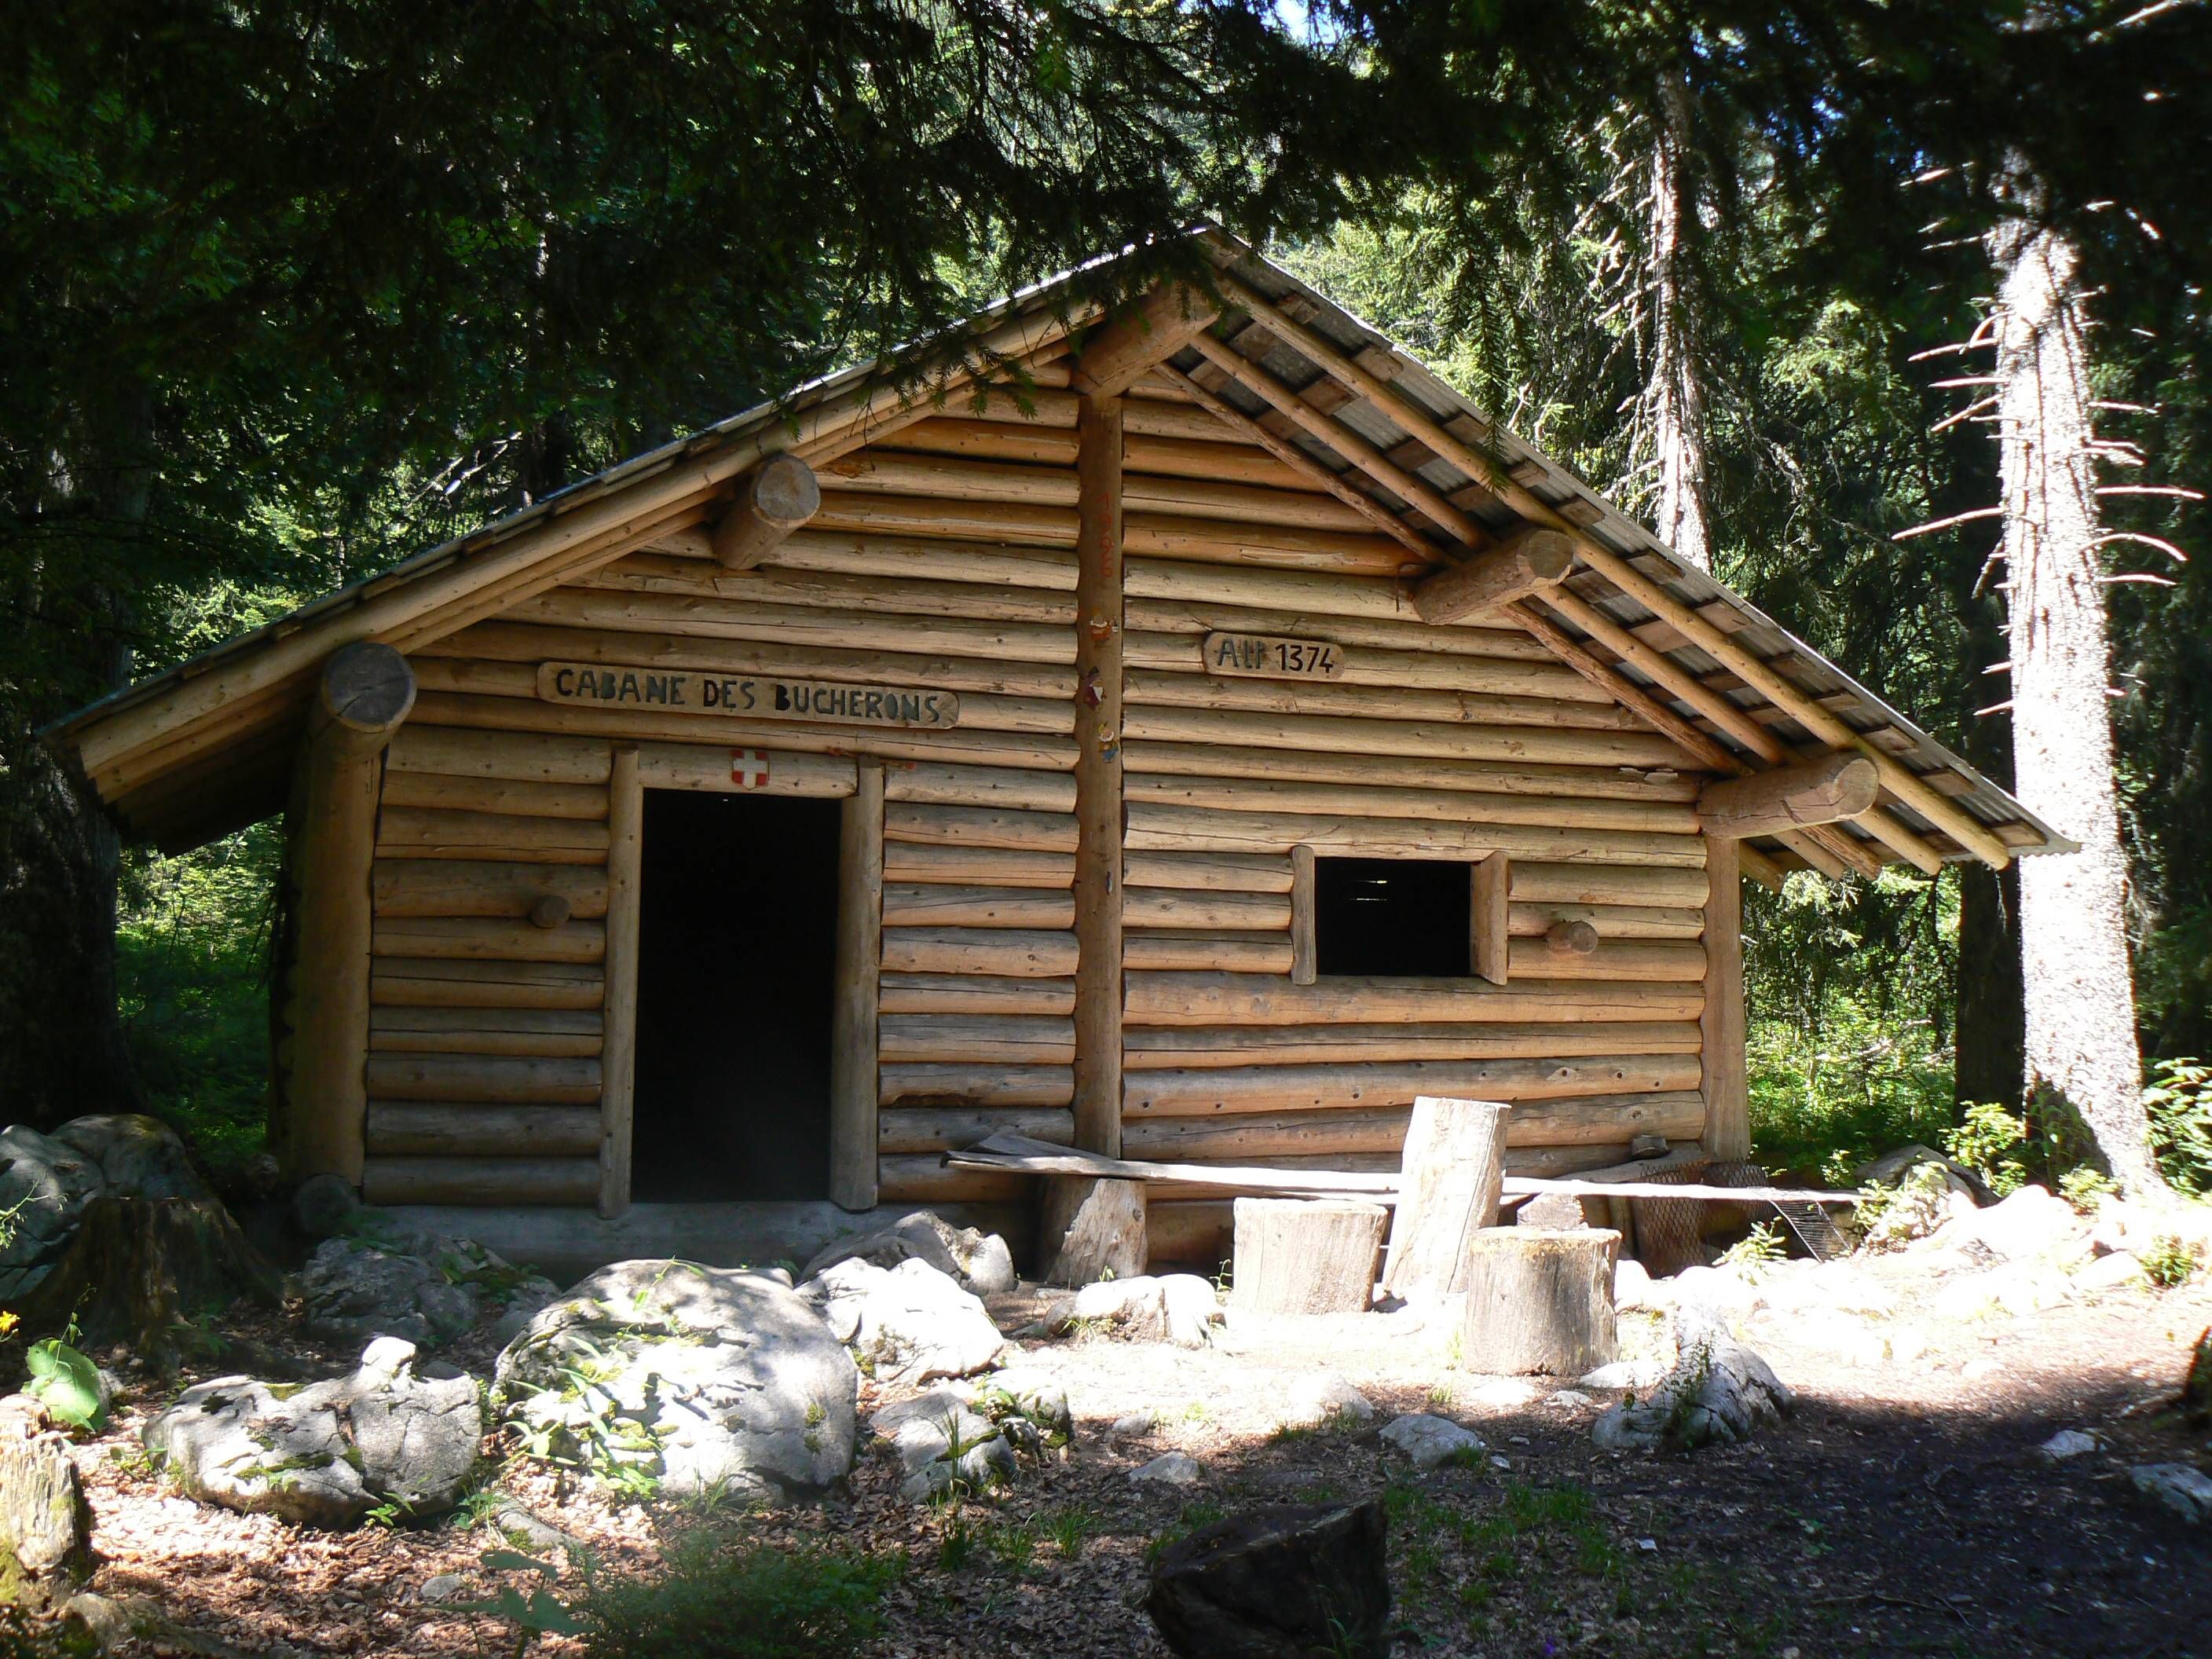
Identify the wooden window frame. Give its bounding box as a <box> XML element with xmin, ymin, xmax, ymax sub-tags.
<box><xmin>1288</xmin><ymin>846</ymin><xmax>1509</xmax><ymax>987</ymax></box>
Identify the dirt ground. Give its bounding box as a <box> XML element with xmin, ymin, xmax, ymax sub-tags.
<box><xmin>47</xmin><ymin>1244</ymin><xmax>2212</xmax><ymax>1659</ymax></box>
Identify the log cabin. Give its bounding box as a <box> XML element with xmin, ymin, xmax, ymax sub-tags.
<box><xmin>44</xmin><ymin>233</ymin><xmax>2066</xmax><ymax>1279</ymax></box>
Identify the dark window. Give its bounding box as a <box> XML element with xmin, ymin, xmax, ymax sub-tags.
<box><xmin>1314</xmin><ymin>856</ymin><xmax>1472</xmax><ymax>977</ymax></box>
<box><xmin>631</xmin><ymin>789</ymin><xmax>841</xmax><ymax>1201</ymax></box>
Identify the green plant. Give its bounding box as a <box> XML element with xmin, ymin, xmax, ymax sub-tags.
<box><xmin>982</xmin><ymin>1516</ymin><xmax>1039</xmax><ymax>1573</ymax></box>
<box><xmin>25</xmin><ymin>1336</ymin><xmax>106</xmax><ymax>1431</ymax></box>
<box><xmin>1145</xmin><ymin>1500</ymin><xmax>1227</xmax><ymax>1563</ymax></box>
<box><xmin>1425</xmin><ymin>1382</ymin><xmax>1455</xmax><ymax>1408</ymax></box>
<box><xmin>1042</xmin><ymin>1506</ymin><xmax>1098</xmax><ymax>1562</ymax></box>
<box><xmin>1718</xmin><ymin>1222</ymin><xmax>1786</xmax><ymax>1274</ymax></box>
<box><xmin>564</xmin><ymin>1533</ymin><xmax>900</xmax><ymax>1659</ymax></box>
<box><xmin>445</xmin><ymin>1551</ymin><xmax>584</xmax><ymax>1658</ymax></box>
<box><xmin>2142</xmin><ymin>1234</ymin><xmax>2203</xmax><ymax>1289</ymax></box>
<box><xmin>936</xmin><ymin>1517</ymin><xmax>978</xmax><ymax>1573</ymax></box>
<box><xmin>1945</xmin><ymin>1101</ymin><xmax>2031</xmax><ymax>1196</ymax></box>
<box><xmin>2144</xmin><ymin>1058</ymin><xmax>2212</xmax><ymax>1195</ymax></box>
<box><xmin>2059</xmin><ymin>1166</ymin><xmax>2119</xmax><ymax>1211</ymax></box>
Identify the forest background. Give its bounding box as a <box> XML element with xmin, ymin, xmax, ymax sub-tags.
<box><xmin>5</xmin><ymin>1</ymin><xmax>2207</xmax><ymax>1192</ymax></box>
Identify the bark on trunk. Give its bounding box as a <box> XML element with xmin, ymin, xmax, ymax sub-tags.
<box><xmin>1987</xmin><ymin>200</ymin><xmax>2163</xmax><ymax>1193</ymax></box>
<box><xmin>1644</xmin><ymin>76</ymin><xmax>1712</xmax><ymax>571</ymax></box>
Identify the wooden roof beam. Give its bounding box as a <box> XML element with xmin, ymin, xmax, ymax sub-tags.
<box><xmin>1071</xmin><ymin>283</ymin><xmax>1221</xmax><ymax>400</ymax></box>
<box><xmin>1412</xmin><ymin>527</ymin><xmax>1572</xmax><ymax>623</ymax></box>
<box><xmin>1699</xmin><ymin>754</ymin><xmax>1880</xmax><ymax>840</ymax></box>
<box><xmin>711</xmin><ymin>454</ymin><xmax>822</xmax><ymax>571</ymax></box>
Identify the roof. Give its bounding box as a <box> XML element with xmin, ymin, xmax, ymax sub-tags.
<box><xmin>46</xmin><ymin>230</ymin><xmax>2067</xmax><ymax>871</ymax></box>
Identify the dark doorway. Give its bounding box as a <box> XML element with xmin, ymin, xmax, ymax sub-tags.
<box><xmin>632</xmin><ymin>789</ymin><xmax>842</xmax><ymax>1201</ymax></box>
<box><xmin>1314</xmin><ymin>856</ymin><xmax>1474</xmax><ymax>977</ymax></box>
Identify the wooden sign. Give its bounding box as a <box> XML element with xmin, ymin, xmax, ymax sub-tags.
<box><xmin>1203</xmin><ymin>632</ymin><xmax>1346</xmax><ymax>681</ymax></box>
<box><xmin>537</xmin><ymin>663</ymin><xmax>959</xmax><ymax>727</ymax></box>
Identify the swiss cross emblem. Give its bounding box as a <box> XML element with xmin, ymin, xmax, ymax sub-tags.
<box><xmin>730</xmin><ymin>749</ymin><xmax>770</xmax><ymax>789</ymax></box>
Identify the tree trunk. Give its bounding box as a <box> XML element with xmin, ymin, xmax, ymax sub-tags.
<box><xmin>1987</xmin><ymin>196</ymin><xmax>2163</xmax><ymax>1194</ymax></box>
<box><xmin>1644</xmin><ymin>75</ymin><xmax>1712</xmax><ymax>571</ymax></box>
<box><xmin>1954</xmin><ymin>599</ymin><xmax>2025</xmax><ymax>1109</ymax></box>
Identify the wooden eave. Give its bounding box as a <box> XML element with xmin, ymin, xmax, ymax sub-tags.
<box><xmin>45</xmin><ymin>229</ymin><xmax>2068</xmax><ymax>871</ymax></box>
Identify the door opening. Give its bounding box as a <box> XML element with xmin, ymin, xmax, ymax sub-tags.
<box><xmin>631</xmin><ymin>789</ymin><xmax>842</xmax><ymax>1202</ymax></box>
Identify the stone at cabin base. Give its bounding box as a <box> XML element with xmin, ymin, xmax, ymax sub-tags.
<box><xmin>1147</xmin><ymin>1500</ymin><xmax>1391</xmax><ymax>1659</ymax></box>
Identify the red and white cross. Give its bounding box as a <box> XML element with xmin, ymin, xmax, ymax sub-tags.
<box><xmin>730</xmin><ymin>748</ymin><xmax>771</xmax><ymax>789</ymax></box>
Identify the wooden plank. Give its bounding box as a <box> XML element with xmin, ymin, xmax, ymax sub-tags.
<box><xmin>375</xmin><ymin>807</ymin><xmax>610</xmax><ymax>862</ymax></box>
<box><xmin>877</xmin><ymin>1105</ymin><xmax>1076</xmax><ymax>1154</ymax></box>
<box><xmin>1122</xmin><ymin>930</ymin><xmax>1293</xmax><ymax>974</ymax></box>
<box><xmin>369</xmin><ymin>1006</ymin><xmax>603</xmax><ymax>1058</ymax></box>
<box><xmin>1503</xmin><ymin>938</ymin><xmax>1706</xmax><ymax>983</ymax></box>
<box><xmin>879</xmin><ymin>927</ymin><xmax>1079</xmax><ymax>977</ymax></box>
<box><xmin>1122</xmin><ymin>774</ymin><xmax>1694</xmax><ymax>836</ymax></box>
<box><xmin>1123</xmin><ymin>850</ymin><xmax>1291</xmax><ymax>892</ymax></box>
<box><xmin>1123</xmin><ymin>1020</ymin><xmax>1703</xmax><ymax>1068</ymax></box>
<box><xmin>386</xmin><ymin>726</ymin><xmax>613</xmax><ymax>785</ymax></box>
<box><xmin>830</xmin><ymin>762</ymin><xmax>885</xmax><ymax>1210</ymax></box>
<box><xmin>1124</xmin><ymin>1059</ymin><xmax>1701</xmax><ymax>1119</ymax></box>
<box><xmin>884</xmin><ymin>804</ymin><xmax>1078</xmax><ymax>852</ymax></box>
<box><xmin>881</xmin><ymin>884</ymin><xmax>1074</xmax><ymax>928</ymax></box>
<box><xmin>1701</xmin><ymin>835</ymin><xmax>1749</xmax><ymax>1161</ymax></box>
<box><xmin>370</xmin><ymin>916</ymin><xmax>606</xmax><ymax>964</ymax></box>
<box><xmin>1382</xmin><ymin>1097</ymin><xmax>1509</xmax><ymax>1297</ymax></box>
<box><xmin>1126</xmin><ymin>887</ymin><xmax>1291</xmax><ymax>931</ymax></box>
<box><xmin>1071</xmin><ymin>390</ymin><xmax>1126</xmax><ymax>1159</ymax></box>
<box><xmin>362</xmin><ymin>1156</ymin><xmax>602</xmax><ymax>1207</ymax></box>
<box><xmin>370</xmin><ymin>956</ymin><xmax>604</xmax><ymax>1011</ymax></box>
<box><xmin>883</xmin><ymin>841</ymin><xmax>1074</xmax><ymax>889</ymax></box>
<box><xmin>635</xmin><ymin>742</ymin><xmax>857</xmax><ymax>798</ymax></box>
<box><xmin>1474</xmin><ymin>854</ymin><xmax>1509</xmax><ymax>986</ymax></box>
<box><xmin>365</xmin><ymin>1103</ymin><xmax>603</xmax><ymax>1158</ymax></box>
<box><xmin>1120</xmin><ymin>707</ymin><xmax>1697</xmax><ymax>771</ymax></box>
<box><xmin>1123</xmin><ymin>801</ymin><xmax>1704</xmax><ymax>867</ymax></box>
<box><xmin>878</xmin><ymin>1014</ymin><xmax>1076</xmax><ymax>1064</ymax></box>
<box><xmin>877</xmin><ymin>972</ymin><xmax>1076</xmax><ymax>1016</ymax></box>
<box><xmin>1511</xmin><ymin>862</ymin><xmax>1708</xmax><ymax>908</ymax></box>
<box><xmin>878</xmin><ymin>1064</ymin><xmax>1075</xmax><ymax>1108</ymax></box>
<box><xmin>1289</xmin><ymin>844</ymin><xmax>1317</xmax><ymax>987</ymax></box>
<box><xmin>598</xmin><ymin>745</ymin><xmax>643</xmax><ymax>1217</ymax></box>
<box><xmin>1126</xmin><ymin>971</ymin><xmax>1704</xmax><ymax>1027</ymax></box>
<box><xmin>1120</xmin><ymin>1093</ymin><xmax>1706</xmax><ymax>1158</ymax></box>
<box><xmin>379</xmin><ymin>771</ymin><xmax>610</xmax><ymax>820</ymax></box>
<box><xmin>365</xmin><ymin>1053</ymin><xmax>602</xmax><ymax>1105</ymax></box>
<box><xmin>372</xmin><ymin>859</ymin><xmax>610</xmax><ymax>921</ymax></box>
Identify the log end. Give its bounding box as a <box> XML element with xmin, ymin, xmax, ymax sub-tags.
<box><xmin>317</xmin><ymin>642</ymin><xmax>416</xmax><ymax>736</ymax></box>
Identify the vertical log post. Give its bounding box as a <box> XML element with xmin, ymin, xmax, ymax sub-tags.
<box><xmin>1289</xmin><ymin>844</ymin><xmax>1317</xmax><ymax>986</ymax></box>
<box><xmin>1043</xmin><ymin>384</ymin><xmax>1142</xmax><ymax>1283</ymax></box>
<box><xmin>287</xmin><ymin>643</ymin><xmax>416</xmax><ymax>1185</ymax></box>
<box><xmin>830</xmin><ymin>761</ymin><xmax>885</xmax><ymax>1211</ymax></box>
<box><xmin>1381</xmin><ymin>1096</ymin><xmax>1510</xmax><ymax>1298</ymax></box>
<box><xmin>1699</xmin><ymin>836</ymin><xmax>1749</xmax><ymax>1160</ymax></box>
<box><xmin>1473</xmin><ymin>854</ymin><xmax>1510</xmax><ymax>985</ymax></box>
<box><xmin>597</xmin><ymin>745</ymin><xmax>643</xmax><ymax>1217</ymax></box>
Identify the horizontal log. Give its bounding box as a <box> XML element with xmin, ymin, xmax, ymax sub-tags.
<box><xmin>1124</xmin><ymin>888</ymin><xmax>1292</xmax><ymax>930</ymax></box>
<box><xmin>375</xmin><ymin>807</ymin><xmax>610</xmax><ymax>862</ymax></box>
<box><xmin>1507</xmin><ymin>902</ymin><xmax>1704</xmax><ymax>941</ymax></box>
<box><xmin>1510</xmin><ymin>861</ymin><xmax>1709</xmax><ymax>908</ymax></box>
<box><xmin>370</xmin><ymin>957</ymin><xmax>606</xmax><ymax>1011</ymax></box>
<box><xmin>877</xmin><ymin>1105</ymin><xmax>1077</xmax><ymax>1154</ymax></box>
<box><xmin>878</xmin><ymin>1014</ymin><xmax>1076</xmax><ymax>1064</ymax></box>
<box><xmin>1122</xmin><ymin>931</ymin><xmax>1295</xmax><ymax>974</ymax></box>
<box><xmin>370</xmin><ymin>1007</ymin><xmax>603</xmax><ymax>1059</ymax></box>
<box><xmin>438</xmin><ymin>615</ymin><xmax>1075</xmax><ymax>700</ymax></box>
<box><xmin>877</xmin><ymin>972</ymin><xmax>1077</xmax><ymax>1016</ymax></box>
<box><xmin>1123</xmin><ymin>802</ymin><xmax>1705</xmax><ymax>866</ymax></box>
<box><xmin>1129</xmin><ymin>631</ymin><xmax>1607</xmax><ymax>702</ymax></box>
<box><xmin>1124</xmin><ymin>668</ymin><xmax>1643</xmax><ymax>734</ymax></box>
<box><xmin>874</xmin><ymin>1157</ymin><xmax>1031</xmax><ymax>1205</ymax></box>
<box><xmin>1123</xmin><ymin>775</ymin><xmax>1695</xmax><ymax>836</ymax></box>
<box><xmin>898</xmin><ymin>383</ymin><xmax>1229</xmax><ymax>441</ymax></box>
<box><xmin>882</xmin><ymin>764</ymin><xmax>1075</xmax><ymax>814</ymax></box>
<box><xmin>407</xmin><ymin>690</ymin><xmax>1077</xmax><ymax>772</ymax></box>
<box><xmin>881</xmin><ymin>884</ymin><xmax>1075</xmax><ymax>929</ymax></box>
<box><xmin>379</xmin><ymin>771</ymin><xmax>610</xmax><ymax>821</ymax></box>
<box><xmin>1122</xmin><ymin>850</ymin><xmax>1291</xmax><ymax>892</ymax></box>
<box><xmin>364</xmin><ymin>1053</ymin><xmax>602</xmax><ymax>1106</ymax></box>
<box><xmin>365</xmin><ymin>1103</ymin><xmax>603</xmax><ymax>1158</ymax></box>
<box><xmin>361</xmin><ymin>1157</ymin><xmax>602</xmax><ymax>1207</ymax></box>
<box><xmin>1148</xmin><ymin>1199</ymin><xmax>1234</xmax><ymax>1266</ymax></box>
<box><xmin>635</xmin><ymin>743</ymin><xmax>857</xmax><ymax>797</ymax></box>
<box><xmin>1121</xmin><ymin>706</ymin><xmax>1697</xmax><ymax>771</ymax></box>
<box><xmin>884</xmin><ymin>804</ymin><xmax>1078</xmax><ymax>851</ymax></box>
<box><xmin>882</xmin><ymin>841</ymin><xmax>1075</xmax><ymax>888</ymax></box>
<box><xmin>371</xmin><ymin>916</ymin><xmax>606</xmax><ymax>965</ymax></box>
<box><xmin>1126</xmin><ymin>971</ymin><xmax>1704</xmax><ymax>1027</ymax></box>
<box><xmin>1125</xmin><ymin>1057</ymin><xmax>1701</xmax><ymax>1119</ymax></box>
<box><xmin>1699</xmin><ymin>753</ymin><xmax>1880</xmax><ymax>839</ymax></box>
<box><xmin>893</xmin><ymin>417</ymin><xmax>1308</xmax><ymax>489</ymax></box>
<box><xmin>879</xmin><ymin>927</ymin><xmax>1079</xmax><ymax>977</ymax></box>
<box><xmin>372</xmin><ymin>860</ymin><xmax>610</xmax><ymax>921</ymax></box>
<box><xmin>1503</xmin><ymin>938</ymin><xmax>1705</xmax><ymax>983</ymax></box>
<box><xmin>1123</xmin><ymin>741</ymin><xmax>1703</xmax><ymax>804</ymax></box>
<box><xmin>878</xmin><ymin>1064</ymin><xmax>1075</xmax><ymax>1108</ymax></box>
<box><xmin>1124</xmin><ymin>556</ymin><xmax>1503</xmax><ymax>628</ymax></box>
<box><xmin>1121</xmin><ymin>1092</ymin><xmax>1707</xmax><ymax>1159</ymax></box>
<box><xmin>1126</xmin><ymin>594</ymin><xmax>1551</xmax><ymax>662</ymax></box>
<box><xmin>601</xmin><ymin>548</ymin><xmax>1078</xmax><ymax>624</ymax></box>
<box><xmin>1122</xmin><ymin>1020</ymin><xmax>1704</xmax><ymax>1068</ymax></box>
<box><xmin>386</xmin><ymin>725</ymin><xmax>613</xmax><ymax>786</ymax></box>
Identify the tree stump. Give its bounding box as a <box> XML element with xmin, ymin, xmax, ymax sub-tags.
<box><xmin>1232</xmin><ymin>1199</ymin><xmax>1386</xmax><ymax>1316</ymax></box>
<box><xmin>1382</xmin><ymin>1096</ymin><xmax>1508</xmax><ymax>1298</ymax></box>
<box><xmin>1146</xmin><ymin>1499</ymin><xmax>1391</xmax><ymax>1659</ymax></box>
<box><xmin>0</xmin><ymin>1399</ymin><xmax>90</xmax><ymax>1596</ymax></box>
<box><xmin>1039</xmin><ymin>1177</ymin><xmax>1147</xmax><ymax>1285</ymax></box>
<box><xmin>1459</xmin><ymin>1226</ymin><xmax>1619</xmax><ymax>1375</ymax></box>
<box><xmin>13</xmin><ymin>1196</ymin><xmax>284</xmax><ymax>1375</ymax></box>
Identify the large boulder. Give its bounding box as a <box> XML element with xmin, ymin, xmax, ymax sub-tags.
<box><xmin>1147</xmin><ymin>1500</ymin><xmax>1392</xmax><ymax>1659</ymax></box>
<box><xmin>870</xmin><ymin>1370</ymin><xmax>1069</xmax><ymax>1502</ymax></box>
<box><xmin>145</xmin><ymin>1338</ymin><xmax>482</xmax><ymax>1528</ymax></box>
<box><xmin>0</xmin><ymin>1126</ymin><xmax>107</xmax><ymax>1298</ymax></box>
<box><xmin>800</xmin><ymin>1257</ymin><xmax>1006</xmax><ymax>1382</ymax></box>
<box><xmin>300</xmin><ymin>1232</ymin><xmax>558</xmax><ymax>1350</ymax></box>
<box><xmin>1044</xmin><ymin>1274</ymin><xmax>1221</xmax><ymax>1349</ymax></box>
<box><xmin>1928</xmin><ymin>1184</ymin><xmax>2093</xmax><ymax>1268</ymax></box>
<box><xmin>800</xmin><ymin>1211</ymin><xmax>1016</xmax><ymax>1296</ymax></box>
<box><xmin>1855</xmin><ymin>1144</ymin><xmax>1993</xmax><ymax>1203</ymax></box>
<box><xmin>497</xmin><ymin>1259</ymin><xmax>857</xmax><ymax>1500</ymax></box>
<box><xmin>1591</xmin><ymin>1309</ymin><xmax>1793</xmax><ymax>1453</ymax></box>
<box><xmin>49</xmin><ymin>1115</ymin><xmax>211</xmax><ymax>1203</ymax></box>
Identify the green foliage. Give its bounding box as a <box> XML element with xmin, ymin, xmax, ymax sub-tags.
<box><xmin>1944</xmin><ymin>1103</ymin><xmax>2031</xmax><ymax>1198</ymax></box>
<box><xmin>2141</xmin><ymin>1235</ymin><xmax>2203</xmax><ymax>1290</ymax></box>
<box><xmin>2144</xmin><ymin>1058</ymin><xmax>2212</xmax><ymax>1196</ymax></box>
<box><xmin>24</xmin><ymin>1338</ymin><xmax>105</xmax><ymax>1431</ymax></box>
<box><xmin>1717</xmin><ymin>1223</ymin><xmax>1786</xmax><ymax>1275</ymax></box>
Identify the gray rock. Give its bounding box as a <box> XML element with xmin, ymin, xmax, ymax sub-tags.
<box><xmin>800</xmin><ymin>1210</ymin><xmax>1016</xmax><ymax>1296</ymax></box>
<box><xmin>290</xmin><ymin>1174</ymin><xmax>361</xmax><ymax>1239</ymax></box>
<box><xmin>298</xmin><ymin>1237</ymin><xmax>482</xmax><ymax>1349</ymax></box>
<box><xmin>801</xmin><ymin>1257</ymin><xmax>1006</xmax><ymax>1382</ymax></box>
<box><xmin>1159</xmin><ymin>1274</ymin><xmax>1223</xmax><ymax>1349</ymax></box>
<box><xmin>1147</xmin><ymin>1500</ymin><xmax>1389</xmax><ymax>1659</ymax></box>
<box><xmin>1378</xmin><ymin>1413</ymin><xmax>1485</xmax><ymax>1470</ymax></box>
<box><xmin>481</xmin><ymin>1497</ymin><xmax>580</xmax><ymax>1555</ymax></box>
<box><xmin>873</xmin><ymin>1372</ymin><xmax>1070</xmax><ymax>1503</ymax></box>
<box><xmin>498</xmin><ymin>1258</ymin><xmax>857</xmax><ymax>1501</ymax></box>
<box><xmin>2038</xmin><ymin>1429</ymin><xmax>2100</xmax><ymax>1461</ymax></box>
<box><xmin>49</xmin><ymin>1115</ymin><xmax>210</xmax><ymax>1201</ymax></box>
<box><xmin>145</xmin><ymin>1338</ymin><xmax>482</xmax><ymax>1528</ymax></box>
<box><xmin>1276</xmin><ymin>1372</ymin><xmax>1372</xmax><ymax>1431</ymax></box>
<box><xmin>1855</xmin><ymin>1144</ymin><xmax>1993</xmax><ymax>1203</ymax></box>
<box><xmin>1547</xmin><ymin>1390</ymin><xmax>1598</xmax><ymax>1408</ymax></box>
<box><xmin>1130</xmin><ymin>1452</ymin><xmax>1205</xmax><ymax>1486</ymax></box>
<box><xmin>0</xmin><ymin>1408</ymin><xmax>91</xmax><ymax>1580</ymax></box>
<box><xmin>1591</xmin><ymin>1309</ymin><xmax>1793</xmax><ymax>1453</ymax></box>
<box><xmin>2130</xmin><ymin>1463</ymin><xmax>2212</xmax><ymax>1523</ymax></box>
<box><xmin>1580</xmin><ymin>1358</ymin><xmax>1668</xmax><ymax>1391</ymax></box>
<box><xmin>419</xmin><ymin>1574</ymin><xmax>466</xmax><ymax>1605</ymax></box>
<box><xmin>979</xmin><ymin>1368</ymin><xmax>1073</xmax><ymax>1441</ymax></box>
<box><xmin>1613</xmin><ymin>1258</ymin><xmax>1657</xmax><ymax>1312</ymax></box>
<box><xmin>0</xmin><ymin>1125</ymin><xmax>108</xmax><ymax>1298</ymax></box>
<box><xmin>1111</xmin><ymin>1411</ymin><xmax>1158</xmax><ymax>1440</ymax></box>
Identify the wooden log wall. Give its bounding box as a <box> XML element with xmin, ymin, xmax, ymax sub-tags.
<box><xmin>372</xmin><ymin>379</ymin><xmax>1719</xmax><ymax>1240</ymax></box>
